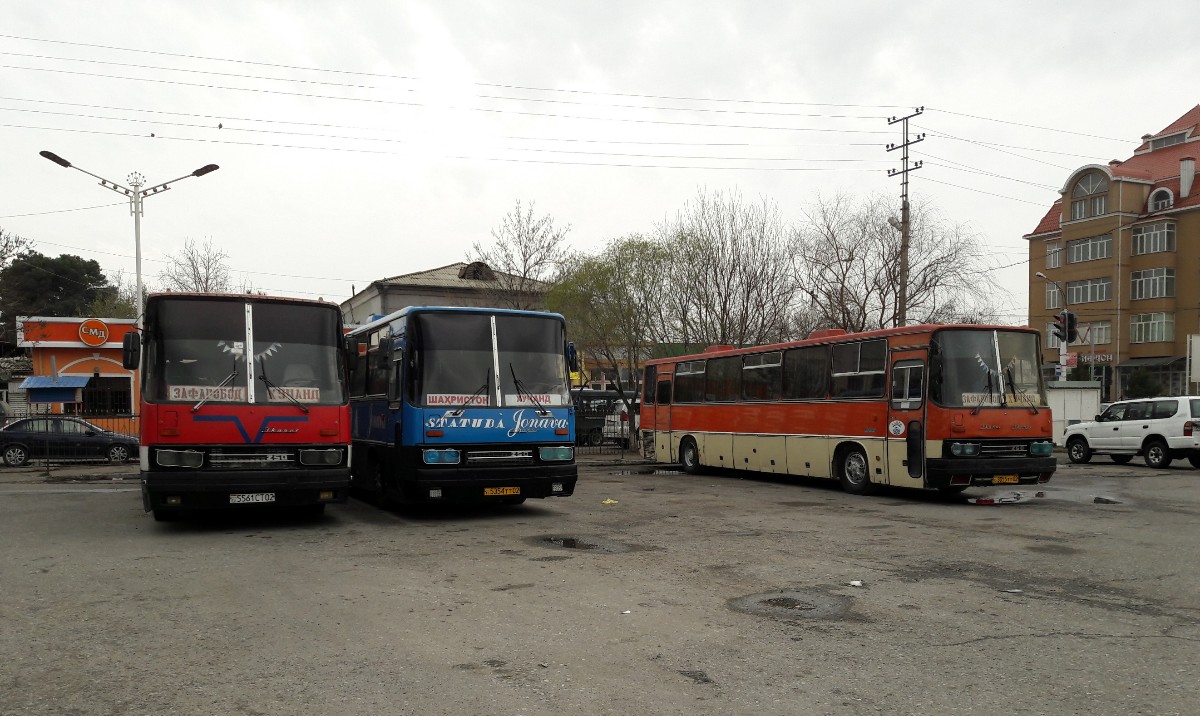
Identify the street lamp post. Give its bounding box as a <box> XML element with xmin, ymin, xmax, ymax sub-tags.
<box><xmin>38</xmin><ymin>151</ymin><xmax>219</xmax><ymax>322</ymax></box>
<box><xmin>1035</xmin><ymin>271</ymin><xmax>1068</xmax><ymax>381</ymax></box>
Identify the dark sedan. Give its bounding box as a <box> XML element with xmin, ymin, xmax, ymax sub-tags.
<box><xmin>0</xmin><ymin>417</ymin><xmax>138</xmax><ymax>466</ymax></box>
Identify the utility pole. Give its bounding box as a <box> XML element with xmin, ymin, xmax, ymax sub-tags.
<box><xmin>887</xmin><ymin>107</ymin><xmax>924</xmax><ymax>327</ymax></box>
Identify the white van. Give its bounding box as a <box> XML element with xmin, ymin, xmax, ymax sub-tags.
<box><xmin>602</xmin><ymin>398</ymin><xmax>640</xmax><ymax>448</ymax></box>
<box><xmin>1064</xmin><ymin>396</ymin><xmax>1200</xmax><ymax>468</ymax></box>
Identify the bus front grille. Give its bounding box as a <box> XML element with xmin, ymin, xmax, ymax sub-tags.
<box><xmin>465</xmin><ymin>450</ymin><xmax>534</xmax><ymax>465</ymax></box>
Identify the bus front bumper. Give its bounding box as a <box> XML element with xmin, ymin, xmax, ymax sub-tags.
<box><xmin>925</xmin><ymin>457</ymin><xmax>1056</xmax><ymax>489</ymax></box>
<box><xmin>141</xmin><ymin>468</ymin><xmax>350</xmax><ymax>512</ymax></box>
<box><xmin>403</xmin><ymin>463</ymin><xmax>578</xmax><ymax>502</ymax></box>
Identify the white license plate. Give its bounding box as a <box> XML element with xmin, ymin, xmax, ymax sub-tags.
<box><xmin>229</xmin><ymin>492</ymin><xmax>276</xmax><ymax>504</ymax></box>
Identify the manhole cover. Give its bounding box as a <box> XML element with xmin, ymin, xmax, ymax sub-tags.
<box><xmin>729</xmin><ymin>589</ymin><xmax>851</xmax><ymax>620</ymax></box>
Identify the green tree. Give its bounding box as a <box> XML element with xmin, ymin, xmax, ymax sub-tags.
<box><xmin>1124</xmin><ymin>370</ymin><xmax>1163</xmax><ymax>399</ymax></box>
<box><xmin>0</xmin><ymin>252</ymin><xmax>108</xmax><ymax>353</ymax></box>
<box><xmin>547</xmin><ymin>235</ymin><xmax>671</xmax><ymax>399</ymax></box>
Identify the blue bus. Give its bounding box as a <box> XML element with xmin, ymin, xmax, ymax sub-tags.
<box><xmin>345</xmin><ymin>306</ymin><xmax>579</xmax><ymax>506</ymax></box>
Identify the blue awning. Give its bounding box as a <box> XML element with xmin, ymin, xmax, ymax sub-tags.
<box><xmin>19</xmin><ymin>376</ymin><xmax>91</xmax><ymax>389</ymax></box>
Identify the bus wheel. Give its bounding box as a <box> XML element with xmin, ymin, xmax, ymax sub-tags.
<box><xmin>838</xmin><ymin>447</ymin><xmax>875</xmax><ymax>495</ymax></box>
<box><xmin>1143</xmin><ymin>439</ymin><xmax>1173</xmax><ymax>469</ymax></box>
<box><xmin>1066</xmin><ymin>437</ymin><xmax>1091</xmax><ymax>464</ymax></box>
<box><xmin>680</xmin><ymin>438</ymin><xmax>701</xmax><ymax>474</ymax></box>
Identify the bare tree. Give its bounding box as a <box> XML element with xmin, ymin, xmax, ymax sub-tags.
<box><xmin>657</xmin><ymin>189</ymin><xmax>802</xmax><ymax>348</ymax></box>
<box><xmin>794</xmin><ymin>193</ymin><xmax>1000</xmax><ymax>332</ymax></box>
<box><xmin>157</xmin><ymin>238</ymin><xmax>251</xmax><ymax>293</ymax></box>
<box><xmin>0</xmin><ymin>227</ymin><xmax>31</xmax><ymax>269</ymax></box>
<box><xmin>468</xmin><ymin>200</ymin><xmax>571</xmax><ymax>310</ymax></box>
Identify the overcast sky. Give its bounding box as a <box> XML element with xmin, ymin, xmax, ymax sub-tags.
<box><xmin>3</xmin><ymin>1</ymin><xmax>1197</xmax><ymax>325</ymax></box>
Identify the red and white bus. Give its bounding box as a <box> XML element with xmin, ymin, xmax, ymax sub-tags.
<box><xmin>123</xmin><ymin>293</ymin><xmax>352</xmax><ymax>520</ymax></box>
<box><xmin>638</xmin><ymin>324</ymin><xmax>1056</xmax><ymax>494</ymax></box>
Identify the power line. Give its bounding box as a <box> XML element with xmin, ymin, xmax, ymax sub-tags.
<box><xmin>0</xmin><ymin>202</ymin><xmax>124</xmax><ymax>219</ymax></box>
<box><xmin>925</xmin><ymin>107</ymin><xmax>1126</xmax><ymax>143</ymax></box>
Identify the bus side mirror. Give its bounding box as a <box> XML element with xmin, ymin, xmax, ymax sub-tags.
<box><xmin>566</xmin><ymin>342</ymin><xmax>580</xmax><ymax>373</ymax></box>
<box><xmin>344</xmin><ymin>337</ymin><xmax>360</xmax><ymax>372</ymax></box>
<box><xmin>122</xmin><ymin>332</ymin><xmax>141</xmax><ymax>370</ymax></box>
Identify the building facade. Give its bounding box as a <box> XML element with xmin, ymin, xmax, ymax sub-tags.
<box><xmin>1026</xmin><ymin>106</ymin><xmax>1200</xmax><ymax>400</ymax></box>
<box><xmin>15</xmin><ymin>316</ymin><xmax>139</xmax><ymax>415</ymax></box>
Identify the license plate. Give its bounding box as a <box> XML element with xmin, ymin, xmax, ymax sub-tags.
<box><xmin>229</xmin><ymin>492</ymin><xmax>276</xmax><ymax>504</ymax></box>
<box><xmin>484</xmin><ymin>486</ymin><xmax>521</xmax><ymax>496</ymax></box>
<box><xmin>992</xmin><ymin>475</ymin><xmax>1020</xmax><ymax>485</ymax></box>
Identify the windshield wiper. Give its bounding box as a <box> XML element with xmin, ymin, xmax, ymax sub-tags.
<box><xmin>192</xmin><ymin>359</ymin><xmax>239</xmax><ymax>413</ymax></box>
<box><xmin>447</xmin><ymin>373</ymin><xmax>490</xmax><ymax>416</ymax></box>
<box><xmin>972</xmin><ymin>372</ymin><xmax>994</xmax><ymax>416</ymax></box>
<box><xmin>259</xmin><ymin>359</ymin><xmax>310</xmax><ymax>414</ymax></box>
<box><xmin>1006</xmin><ymin>368</ymin><xmax>1039</xmax><ymax>415</ymax></box>
<box><xmin>509</xmin><ymin>364</ymin><xmax>550</xmax><ymax>416</ymax></box>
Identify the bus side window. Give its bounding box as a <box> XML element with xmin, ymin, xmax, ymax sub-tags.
<box><xmin>891</xmin><ymin>362</ymin><xmax>924</xmax><ymax>408</ymax></box>
<box><xmin>656</xmin><ymin>380</ymin><xmax>672</xmax><ymax>405</ymax></box>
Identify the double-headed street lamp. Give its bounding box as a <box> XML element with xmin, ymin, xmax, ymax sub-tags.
<box><xmin>1035</xmin><ymin>271</ymin><xmax>1074</xmax><ymax>380</ymax></box>
<box><xmin>39</xmin><ymin>151</ymin><xmax>219</xmax><ymax>322</ymax></box>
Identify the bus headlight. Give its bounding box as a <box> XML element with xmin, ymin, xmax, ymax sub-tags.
<box><xmin>1029</xmin><ymin>442</ymin><xmax>1055</xmax><ymax>457</ymax></box>
<box><xmin>155</xmin><ymin>449</ymin><xmax>204</xmax><ymax>468</ymax></box>
<box><xmin>423</xmin><ymin>449</ymin><xmax>461</xmax><ymax>465</ymax></box>
<box><xmin>950</xmin><ymin>442</ymin><xmax>981</xmax><ymax>457</ymax></box>
<box><xmin>300</xmin><ymin>448</ymin><xmax>343</xmax><ymax>466</ymax></box>
<box><xmin>539</xmin><ymin>446</ymin><xmax>574</xmax><ymax>461</ymax></box>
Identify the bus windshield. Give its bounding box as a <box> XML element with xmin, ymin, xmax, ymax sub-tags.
<box><xmin>414</xmin><ymin>312</ymin><xmax>569</xmax><ymax>408</ymax></box>
<box><xmin>933</xmin><ymin>329</ymin><xmax>1047</xmax><ymax>408</ymax></box>
<box><xmin>144</xmin><ymin>298</ymin><xmax>344</xmax><ymax>405</ymax></box>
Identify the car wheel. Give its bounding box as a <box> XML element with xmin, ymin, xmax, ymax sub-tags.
<box><xmin>838</xmin><ymin>446</ymin><xmax>875</xmax><ymax>495</ymax></box>
<box><xmin>1111</xmin><ymin>455</ymin><xmax>1134</xmax><ymax>465</ymax></box>
<box><xmin>1188</xmin><ymin>454</ymin><xmax>1200</xmax><ymax>469</ymax></box>
<box><xmin>1066</xmin><ymin>437</ymin><xmax>1092</xmax><ymax>464</ymax></box>
<box><xmin>1143</xmin><ymin>439</ymin><xmax>1173</xmax><ymax>469</ymax></box>
<box><xmin>107</xmin><ymin>444</ymin><xmax>131</xmax><ymax>463</ymax></box>
<box><xmin>3</xmin><ymin>444</ymin><xmax>28</xmax><ymax>467</ymax></box>
<box><xmin>679</xmin><ymin>437</ymin><xmax>701</xmax><ymax>475</ymax></box>
<box><xmin>587</xmin><ymin>428</ymin><xmax>603</xmax><ymax>447</ymax></box>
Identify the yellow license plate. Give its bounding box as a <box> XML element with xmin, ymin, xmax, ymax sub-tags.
<box><xmin>992</xmin><ymin>474</ymin><xmax>1020</xmax><ymax>484</ymax></box>
<box><xmin>484</xmin><ymin>486</ymin><xmax>521</xmax><ymax>496</ymax></box>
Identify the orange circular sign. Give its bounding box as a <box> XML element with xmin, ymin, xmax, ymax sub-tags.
<box><xmin>78</xmin><ymin>318</ymin><xmax>110</xmax><ymax>347</ymax></box>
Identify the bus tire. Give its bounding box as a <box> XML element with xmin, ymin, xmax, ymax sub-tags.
<box><xmin>838</xmin><ymin>446</ymin><xmax>875</xmax><ymax>495</ymax></box>
<box><xmin>1066</xmin><ymin>437</ymin><xmax>1091</xmax><ymax>464</ymax></box>
<box><xmin>680</xmin><ymin>437</ymin><xmax>701</xmax><ymax>475</ymax></box>
<box><xmin>1143</xmin><ymin>439</ymin><xmax>1172</xmax><ymax>469</ymax></box>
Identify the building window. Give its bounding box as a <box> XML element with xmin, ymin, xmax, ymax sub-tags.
<box><xmin>1132</xmin><ymin>222</ymin><xmax>1176</xmax><ymax>255</ymax></box>
<box><xmin>1046</xmin><ymin>241</ymin><xmax>1061</xmax><ymax>269</ymax></box>
<box><xmin>80</xmin><ymin>377</ymin><xmax>132</xmax><ymax>415</ymax></box>
<box><xmin>1067</xmin><ymin>277</ymin><xmax>1112</xmax><ymax>304</ymax></box>
<box><xmin>1083</xmin><ymin>320</ymin><xmax>1111</xmax><ymax>346</ymax></box>
<box><xmin>1071</xmin><ymin>173</ymin><xmax>1108</xmax><ymax>220</ymax></box>
<box><xmin>1131</xmin><ymin>268</ymin><xmax>1175</xmax><ymax>300</ymax></box>
<box><xmin>1044</xmin><ymin>283</ymin><xmax>1061</xmax><ymax>310</ymax></box>
<box><xmin>1046</xmin><ymin>323</ymin><xmax>1061</xmax><ymax>349</ymax></box>
<box><xmin>1150</xmin><ymin>133</ymin><xmax>1185</xmax><ymax>150</ymax></box>
<box><xmin>1067</xmin><ymin>234</ymin><xmax>1111</xmax><ymax>263</ymax></box>
<box><xmin>1130</xmin><ymin>312</ymin><xmax>1174</xmax><ymax>344</ymax></box>
<box><xmin>1150</xmin><ymin>190</ymin><xmax>1173</xmax><ymax>212</ymax></box>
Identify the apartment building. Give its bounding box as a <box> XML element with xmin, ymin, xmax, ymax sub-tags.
<box><xmin>1026</xmin><ymin>105</ymin><xmax>1200</xmax><ymax>400</ymax></box>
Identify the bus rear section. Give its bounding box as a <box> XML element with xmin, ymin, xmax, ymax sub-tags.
<box><xmin>347</xmin><ymin>306</ymin><xmax>578</xmax><ymax>506</ymax></box>
<box><xmin>129</xmin><ymin>294</ymin><xmax>352</xmax><ymax>520</ymax></box>
<box><xmin>638</xmin><ymin>325</ymin><xmax>1056</xmax><ymax>495</ymax></box>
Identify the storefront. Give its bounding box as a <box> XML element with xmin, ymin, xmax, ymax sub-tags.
<box><xmin>16</xmin><ymin>316</ymin><xmax>139</xmax><ymax>415</ymax></box>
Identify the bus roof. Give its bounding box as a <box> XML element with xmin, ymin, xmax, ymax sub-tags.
<box><xmin>145</xmin><ymin>292</ymin><xmax>340</xmax><ymax>309</ymax></box>
<box><xmin>644</xmin><ymin>323</ymin><xmax>1039</xmax><ymax>366</ymax></box>
<box><xmin>345</xmin><ymin>305</ymin><xmax>567</xmax><ymax>337</ymax></box>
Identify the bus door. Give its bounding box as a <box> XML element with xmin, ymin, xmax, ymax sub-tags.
<box><xmin>886</xmin><ymin>357</ymin><xmax>926</xmax><ymax>488</ymax></box>
<box><xmin>653</xmin><ymin>378</ymin><xmax>673</xmax><ymax>462</ymax></box>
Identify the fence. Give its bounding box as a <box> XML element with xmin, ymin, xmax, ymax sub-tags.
<box><xmin>0</xmin><ymin>411</ymin><xmax>140</xmax><ymax>469</ymax></box>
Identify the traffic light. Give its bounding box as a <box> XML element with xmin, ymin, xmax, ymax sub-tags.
<box><xmin>1052</xmin><ymin>313</ymin><xmax>1067</xmax><ymax>342</ymax></box>
<box><xmin>1065</xmin><ymin>311</ymin><xmax>1078</xmax><ymax>343</ymax></box>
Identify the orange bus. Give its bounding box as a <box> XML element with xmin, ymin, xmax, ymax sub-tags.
<box><xmin>638</xmin><ymin>324</ymin><xmax>1056</xmax><ymax>494</ymax></box>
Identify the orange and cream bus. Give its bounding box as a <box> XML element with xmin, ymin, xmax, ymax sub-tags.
<box><xmin>638</xmin><ymin>324</ymin><xmax>1056</xmax><ymax>495</ymax></box>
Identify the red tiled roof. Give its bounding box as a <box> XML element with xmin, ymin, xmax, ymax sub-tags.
<box><xmin>1024</xmin><ymin>199</ymin><xmax>1062</xmax><ymax>239</ymax></box>
<box><xmin>1132</xmin><ymin>104</ymin><xmax>1200</xmax><ymax>152</ymax></box>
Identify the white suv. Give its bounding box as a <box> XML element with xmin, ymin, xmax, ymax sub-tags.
<box><xmin>1064</xmin><ymin>396</ymin><xmax>1200</xmax><ymax>468</ymax></box>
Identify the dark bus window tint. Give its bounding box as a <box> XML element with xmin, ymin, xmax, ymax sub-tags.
<box><xmin>782</xmin><ymin>346</ymin><xmax>828</xmax><ymax>399</ymax></box>
<box><xmin>656</xmin><ymin>380</ymin><xmax>672</xmax><ymax>405</ymax></box>
<box><xmin>742</xmin><ymin>352</ymin><xmax>782</xmax><ymax>401</ymax></box>
<box><xmin>642</xmin><ymin>365</ymin><xmax>658</xmax><ymax>404</ymax></box>
<box><xmin>705</xmin><ymin>356</ymin><xmax>741</xmax><ymax>402</ymax></box>
<box><xmin>673</xmin><ymin>361</ymin><xmax>705</xmax><ymax>403</ymax></box>
<box><xmin>366</xmin><ymin>330</ymin><xmax>390</xmax><ymax>395</ymax></box>
<box><xmin>860</xmin><ymin>340</ymin><xmax>886</xmax><ymax>372</ymax></box>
